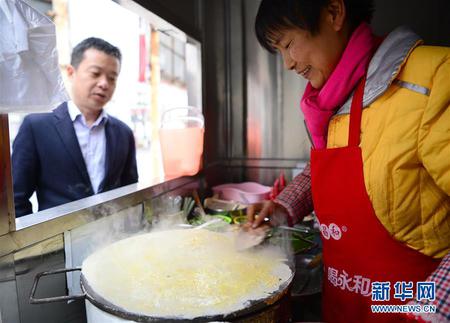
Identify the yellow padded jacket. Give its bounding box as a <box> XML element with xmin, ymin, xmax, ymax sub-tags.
<box><xmin>327</xmin><ymin>27</ymin><xmax>450</xmax><ymax>258</ymax></box>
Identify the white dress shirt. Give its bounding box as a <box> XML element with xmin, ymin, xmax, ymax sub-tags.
<box><xmin>67</xmin><ymin>101</ymin><xmax>107</xmax><ymax>193</ymax></box>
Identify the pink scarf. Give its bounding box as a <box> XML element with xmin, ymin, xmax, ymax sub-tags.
<box><xmin>301</xmin><ymin>23</ymin><xmax>376</xmax><ymax>149</ymax></box>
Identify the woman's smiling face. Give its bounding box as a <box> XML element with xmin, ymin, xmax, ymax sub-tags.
<box><xmin>270</xmin><ymin>1</ymin><xmax>350</xmax><ymax>89</ymax></box>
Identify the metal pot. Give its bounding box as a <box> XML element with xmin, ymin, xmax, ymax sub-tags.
<box><xmin>30</xmin><ymin>266</ymin><xmax>294</xmax><ymax>322</ymax></box>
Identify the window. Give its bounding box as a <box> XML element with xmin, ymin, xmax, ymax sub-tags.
<box><xmin>9</xmin><ymin>0</ymin><xmax>202</xmax><ymax>215</ymax></box>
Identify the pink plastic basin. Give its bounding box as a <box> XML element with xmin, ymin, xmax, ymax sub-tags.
<box><xmin>212</xmin><ymin>182</ymin><xmax>271</xmax><ymax>204</ymax></box>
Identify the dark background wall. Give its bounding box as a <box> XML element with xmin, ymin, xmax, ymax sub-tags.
<box><xmin>372</xmin><ymin>0</ymin><xmax>450</xmax><ymax>46</ymax></box>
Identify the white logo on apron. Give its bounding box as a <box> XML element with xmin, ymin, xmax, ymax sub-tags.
<box><xmin>320</xmin><ymin>223</ymin><xmax>343</xmax><ymax>240</ymax></box>
<box><xmin>320</xmin><ymin>224</ymin><xmax>331</xmax><ymax>239</ymax></box>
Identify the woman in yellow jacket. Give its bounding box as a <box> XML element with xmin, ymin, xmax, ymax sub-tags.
<box><xmin>249</xmin><ymin>0</ymin><xmax>449</xmax><ymax>322</ymax></box>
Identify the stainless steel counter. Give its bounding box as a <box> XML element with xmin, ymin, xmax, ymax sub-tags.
<box><xmin>0</xmin><ymin>175</ymin><xmax>202</xmax><ymax>323</ymax></box>
<box><xmin>1</xmin><ymin>176</ymin><xmax>198</xmax><ymax>258</ymax></box>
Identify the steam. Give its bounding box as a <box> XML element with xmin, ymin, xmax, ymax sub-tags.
<box><xmin>75</xmin><ymin>193</ymin><xmax>296</xmax><ymax>264</ymax></box>
<box><xmin>61</xmin><ymin>189</ymin><xmax>306</xmax><ymax>322</ymax></box>
<box><xmin>66</xmin><ymin>193</ymin><xmax>296</xmax><ymax>298</ymax></box>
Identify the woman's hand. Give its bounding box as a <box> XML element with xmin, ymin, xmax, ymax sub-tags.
<box><xmin>246</xmin><ymin>200</ymin><xmax>289</xmax><ymax>228</ymax></box>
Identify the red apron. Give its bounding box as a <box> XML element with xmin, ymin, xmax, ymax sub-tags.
<box><xmin>310</xmin><ymin>77</ymin><xmax>439</xmax><ymax>322</ymax></box>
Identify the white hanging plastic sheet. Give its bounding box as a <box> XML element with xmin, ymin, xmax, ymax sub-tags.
<box><xmin>0</xmin><ymin>0</ymin><xmax>69</xmax><ymax>112</ymax></box>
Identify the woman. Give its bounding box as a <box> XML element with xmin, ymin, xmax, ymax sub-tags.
<box><xmin>250</xmin><ymin>0</ymin><xmax>450</xmax><ymax>322</ymax></box>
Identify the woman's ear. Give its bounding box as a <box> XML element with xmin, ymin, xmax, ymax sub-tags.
<box><xmin>326</xmin><ymin>0</ymin><xmax>346</xmax><ymax>31</ymax></box>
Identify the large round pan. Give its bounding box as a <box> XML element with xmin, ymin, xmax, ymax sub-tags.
<box><xmin>30</xmin><ymin>265</ymin><xmax>294</xmax><ymax>322</ymax></box>
<box><xmin>80</xmin><ymin>266</ymin><xmax>295</xmax><ymax>322</ymax></box>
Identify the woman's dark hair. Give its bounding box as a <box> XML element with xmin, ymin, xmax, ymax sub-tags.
<box><xmin>255</xmin><ymin>0</ymin><xmax>374</xmax><ymax>53</ymax></box>
<box><xmin>70</xmin><ymin>37</ymin><xmax>122</xmax><ymax>68</ymax></box>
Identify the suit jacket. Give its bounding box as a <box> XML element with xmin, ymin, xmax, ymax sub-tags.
<box><xmin>12</xmin><ymin>103</ymin><xmax>138</xmax><ymax>217</ymax></box>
